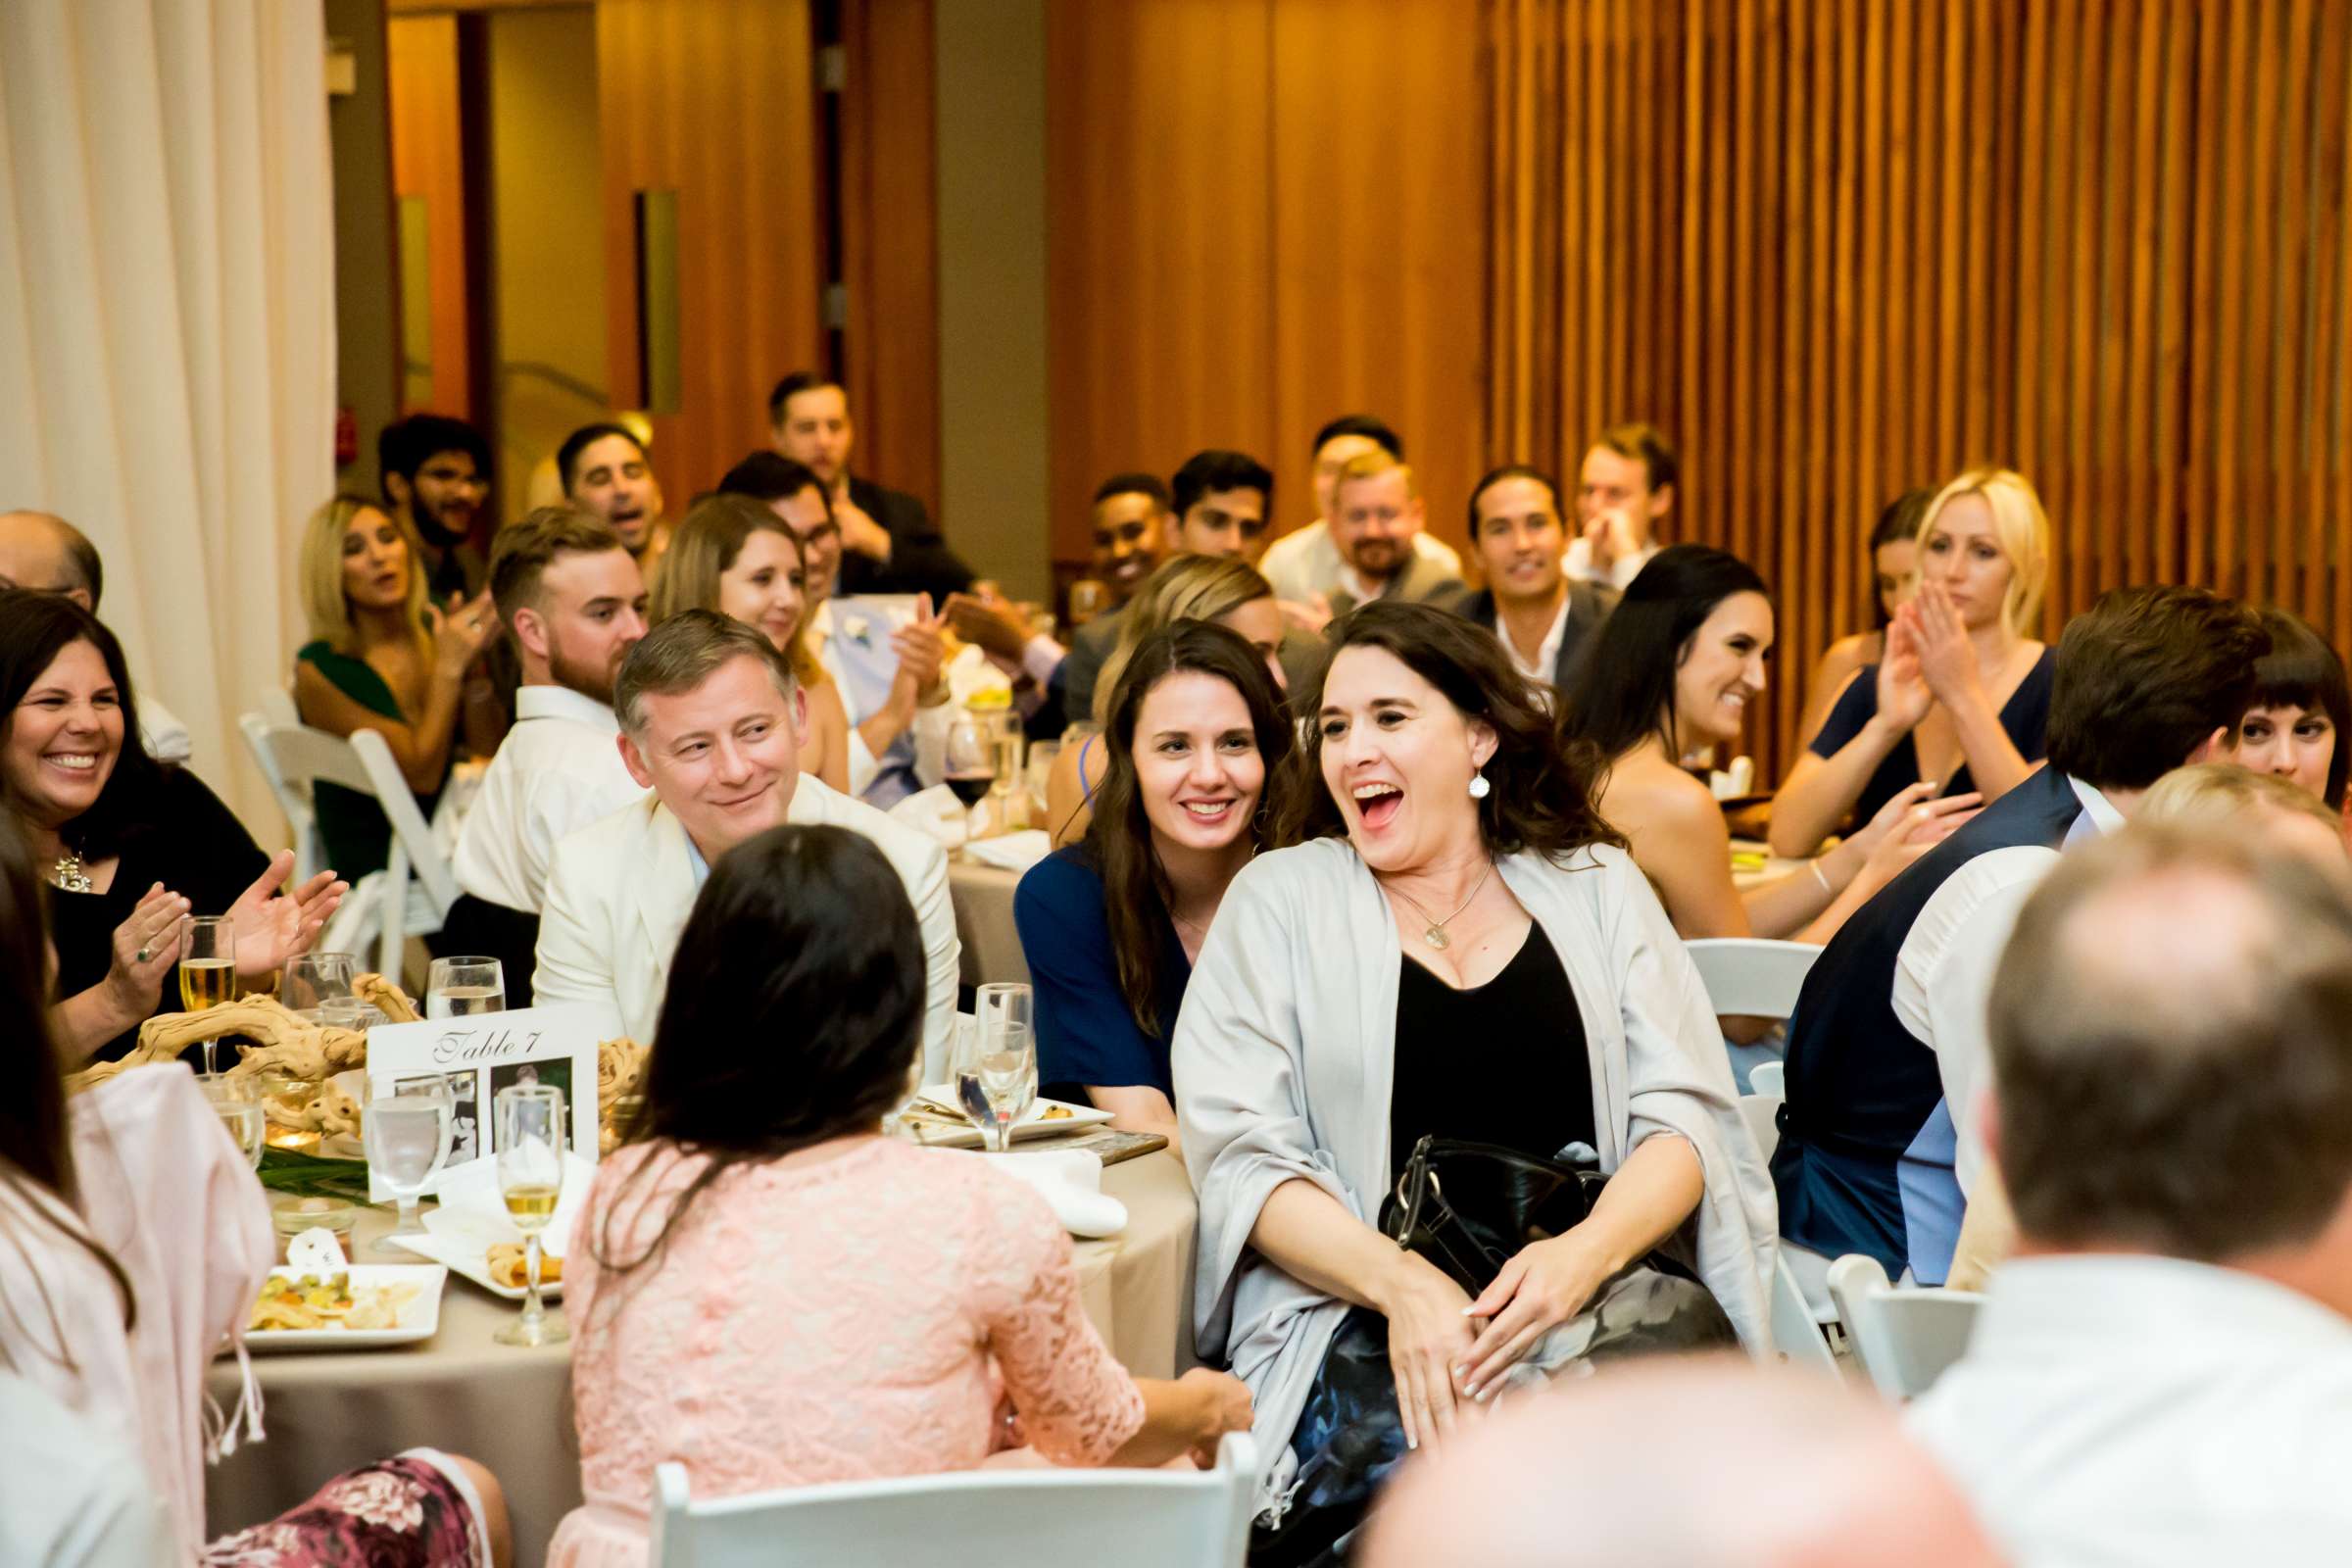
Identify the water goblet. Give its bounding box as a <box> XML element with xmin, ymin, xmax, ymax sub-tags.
<box><xmin>426</xmin><ymin>956</ymin><xmax>505</xmax><ymax>1018</ymax></box>
<box><xmin>956</xmin><ymin>983</ymin><xmax>1036</xmax><ymax>1153</ymax></box>
<box><xmin>364</xmin><ymin>1074</ymin><xmax>456</xmax><ymax>1258</ymax></box>
<box><xmin>197</xmin><ymin>1074</ymin><xmax>265</xmax><ymax>1169</ymax></box>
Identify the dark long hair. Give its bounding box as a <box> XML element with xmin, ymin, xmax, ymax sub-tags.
<box><xmin>1870</xmin><ymin>489</ymin><xmax>1933</xmax><ymax>630</ymax></box>
<box><xmin>1084</xmin><ymin>621</ymin><xmax>1296</xmax><ymax>1036</ymax></box>
<box><xmin>1558</xmin><ymin>544</ymin><xmax>1769</xmax><ymax>762</ymax></box>
<box><xmin>0</xmin><ymin>592</ymin><xmax>162</xmax><ymax>860</ymax></box>
<box><xmin>591</xmin><ymin>824</ymin><xmax>926</xmax><ymax>1279</ymax></box>
<box><xmin>0</xmin><ymin>811</ymin><xmax>137</xmax><ymax>1352</ymax></box>
<box><xmin>1279</xmin><ymin>600</ymin><xmax>1622</xmax><ymax>859</ymax></box>
<box><xmin>2247</xmin><ymin>607</ymin><xmax>2352</xmax><ymax>808</ymax></box>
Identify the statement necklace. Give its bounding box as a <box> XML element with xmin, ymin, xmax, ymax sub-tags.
<box><xmin>50</xmin><ymin>848</ymin><xmax>92</xmax><ymax>894</ymax></box>
<box><xmin>1378</xmin><ymin>861</ymin><xmax>1494</xmax><ymax>951</ymax></box>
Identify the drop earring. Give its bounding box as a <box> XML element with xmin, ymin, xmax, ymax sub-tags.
<box><xmin>1467</xmin><ymin>770</ymin><xmax>1492</xmax><ymax>800</ymax></box>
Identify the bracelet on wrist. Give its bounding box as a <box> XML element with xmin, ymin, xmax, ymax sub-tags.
<box><xmin>1809</xmin><ymin>858</ymin><xmax>1835</xmax><ymax>898</ymax></box>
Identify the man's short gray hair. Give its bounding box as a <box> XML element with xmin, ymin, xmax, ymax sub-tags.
<box><xmin>613</xmin><ymin>609</ymin><xmax>796</xmax><ymax>737</ymax></box>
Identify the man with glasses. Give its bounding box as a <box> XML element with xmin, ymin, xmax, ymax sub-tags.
<box><xmin>379</xmin><ymin>415</ymin><xmax>494</xmax><ymax>603</ymax></box>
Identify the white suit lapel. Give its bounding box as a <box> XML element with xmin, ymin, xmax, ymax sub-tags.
<box><xmin>635</xmin><ymin>803</ymin><xmax>700</xmax><ymax>1001</ymax></box>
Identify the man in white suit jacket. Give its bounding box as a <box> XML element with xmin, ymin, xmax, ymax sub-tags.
<box><xmin>534</xmin><ymin>611</ymin><xmax>960</xmax><ymax>1077</ymax></box>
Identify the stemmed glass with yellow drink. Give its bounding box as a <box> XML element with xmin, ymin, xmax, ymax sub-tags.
<box><xmin>179</xmin><ymin>915</ymin><xmax>236</xmax><ymax>1075</ymax></box>
<box><xmin>493</xmin><ymin>1082</ymin><xmax>569</xmax><ymax>1347</ymax></box>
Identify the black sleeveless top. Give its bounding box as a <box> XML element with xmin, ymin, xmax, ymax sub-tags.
<box><xmin>1390</xmin><ymin>925</ymin><xmax>1597</xmax><ymax>1180</ymax></box>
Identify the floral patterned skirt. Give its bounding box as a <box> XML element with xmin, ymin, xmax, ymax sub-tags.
<box><xmin>204</xmin><ymin>1450</ymin><xmax>487</xmax><ymax>1567</ymax></box>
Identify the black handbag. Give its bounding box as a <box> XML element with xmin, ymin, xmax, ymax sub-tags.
<box><xmin>1248</xmin><ymin>1137</ymin><xmax>1737</xmax><ymax>1568</ymax></box>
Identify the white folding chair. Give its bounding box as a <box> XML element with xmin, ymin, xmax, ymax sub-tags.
<box><xmin>1747</xmin><ymin>1059</ymin><xmax>1786</xmax><ymax>1100</ymax></box>
<box><xmin>1685</xmin><ymin>938</ymin><xmax>1821</xmax><ymax>1021</ymax></box>
<box><xmin>258</xmin><ymin>684</ymin><xmax>301</xmax><ymax>731</ymax></box>
<box><xmin>1740</xmin><ymin>1084</ymin><xmax>1840</xmax><ymax>1379</ymax></box>
<box><xmin>1826</xmin><ymin>1252</ymin><xmax>1984</xmax><ymax>1400</ymax></box>
<box><xmin>649</xmin><ymin>1432</ymin><xmax>1258</xmax><ymax>1568</ymax></box>
<box><xmin>237</xmin><ymin>713</ymin><xmax>458</xmax><ymax>976</ymax></box>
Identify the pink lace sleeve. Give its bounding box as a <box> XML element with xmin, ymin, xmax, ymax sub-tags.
<box><xmin>972</xmin><ymin>1178</ymin><xmax>1145</xmax><ymax>1467</ymax></box>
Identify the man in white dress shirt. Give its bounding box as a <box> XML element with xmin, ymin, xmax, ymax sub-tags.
<box><xmin>1567</xmin><ymin>422</ymin><xmax>1678</xmax><ymax>590</ymax></box>
<box><xmin>448</xmin><ymin>510</ymin><xmax>651</xmax><ymax>999</ymax></box>
<box><xmin>535</xmin><ymin>612</ymin><xmax>959</xmax><ymax>1069</ymax></box>
<box><xmin>1447</xmin><ymin>465</ymin><xmax>1615</xmax><ymax>693</ymax></box>
<box><xmin>1910</xmin><ymin>823</ymin><xmax>2352</xmax><ymax>1563</ymax></box>
<box><xmin>1256</xmin><ymin>415</ymin><xmax>1463</xmax><ymax>614</ymax></box>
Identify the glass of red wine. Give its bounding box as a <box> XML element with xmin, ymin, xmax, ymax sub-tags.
<box><xmin>945</xmin><ymin>713</ymin><xmax>997</xmax><ymax>831</ymax></box>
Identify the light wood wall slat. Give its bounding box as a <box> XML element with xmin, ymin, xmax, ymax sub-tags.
<box><xmin>386</xmin><ymin>15</ymin><xmax>471</xmax><ymax>417</ymax></box>
<box><xmin>1494</xmin><ymin>0</ymin><xmax>2352</xmax><ymax>779</ymax></box>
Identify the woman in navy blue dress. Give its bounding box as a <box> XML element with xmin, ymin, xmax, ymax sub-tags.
<box><xmin>1770</xmin><ymin>466</ymin><xmax>2056</xmax><ymax>858</ymax></box>
<box><xmin>1013</xmin><ymin>621</ymin><xmax>1297</xmax><ymax>1143</ymax></box>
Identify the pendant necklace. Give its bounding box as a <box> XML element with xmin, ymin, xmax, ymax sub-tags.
<box><xmin>50</xmin><ymin>847</ymin><xmax>92</xmax><ymax>894</ymax></box>
<box><xmin>1380</xmin><ymin>861</ymin><xmax>1494</xmax><ymax>951</ymax></box>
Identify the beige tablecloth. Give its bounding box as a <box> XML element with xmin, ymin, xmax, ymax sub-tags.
<box><xmin>951</xmin><ymin>858</ymin><xmax>1031</xmax><ymax>988</ymax></box>
<box><xmin>205</xmin><ymin>1149</ymin><xmax>1197</xmax><ymax>1564</ymax></box>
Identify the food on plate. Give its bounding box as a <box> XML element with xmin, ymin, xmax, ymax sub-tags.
<box><xmin>487</xmin><ymin>1243</ymin><xmax>563</xmax><ymax>1291</ymax></box>
<box><xmin>1039</xmin><ymin>1104</ymin><xmax>1075</xmax><ymax>1121</ymax></box>
<box><xmin>247</xmin><ymin>1271</ymin><xmax>419</xmax><ymax>1333</ymax></box>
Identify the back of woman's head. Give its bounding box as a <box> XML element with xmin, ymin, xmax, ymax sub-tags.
<box><xmin>2248</xmin><ymin>608</ymin><xmax>2351</xmax><ymax>808</ymax></box>
<box><xmin>648</xmin><ymin>492</ymin><xmax>801</xmax><ymax>625</ymax></box>
<box><xmin>2140</xmin><ymin>761</ymin><xmax>2347</xmax><ymax>844</ymax></box>
<box><xmin>1917</xmin><ymin>466</ymin><xmax>2051</xmax><ymax>637</ymax></box>
<box><xmin>0</xmin><ymin>811</ymin><xmax>71</xmax><ymax>1200</ymax></box>
<box><xmin>1093</xmin><ymin>554</ymin><xmax>1276</xmax><ymax>725</ymax></box>
<box><xmin>596</xmin><ymin>823</ymin><xmax>925</xmax><ymax>1276</ymax></box>
<box><xmin>1559</xmin><ymin>544</ymin><xmax>1769</xmax><ymax>760</ymax></box>
<box><xmin>0</xmin><ymin>592</ymin><xmax>158</xmax><ymax>857</ymax></box>
<box><xmin>298</xmin><ymin>495</ymin><xmax>430</xmax><ymax>652</ymax></box>
<box><xmin>1085</xmin><ymin>621</ymin><xmax>1296</xmax><ymax>1033</ymax></box>
<box><xmin>1282</xmin><ymin>599</ymin><xmax>1621</xmax><ymax>859</ymax></box>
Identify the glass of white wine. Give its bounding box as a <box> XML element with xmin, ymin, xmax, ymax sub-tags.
<box><xmin>493</xmin><ymin>1082</ymin><xmax>568</xmax><ymax>1347</ymax></box>
<box><xmin>364</xmin><ymin>1074</ymin><xmax>456</xmax><ymax>1258</ymax></box>
<box><xmin>197</xmin><ymin>1073</ymin><xmax>265</xmax><ymax>1169</ymax></box>
<box><xmin>957</xmin><ymin>982</ymin><xmax>1036</xmax><ymax>1153</ymax></box>
<box><xmin>426</xmin><ymin>956</ymin><xmax>505</xmax><ymax>1019</ymax></box>
<box><xmin>180</xmin><ymin>916</ymin><xmax>237</xmax><ymax>1075</ymax></box>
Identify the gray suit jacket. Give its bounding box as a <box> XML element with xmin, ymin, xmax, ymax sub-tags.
<box><xmin>1322</xmin><ymin>553</ymin><xmax>1466</xmax><ymax>619</ymax></box>
<box><xmin>1445</xmin><ymin>581</ymin><xmax>1618</xmax><ymax>689</ymax></box>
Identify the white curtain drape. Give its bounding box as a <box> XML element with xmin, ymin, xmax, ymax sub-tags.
<box><xmin>0</xmin><ymin>0</ymin><xmax>333</xmax><ymax>842</ymax></box>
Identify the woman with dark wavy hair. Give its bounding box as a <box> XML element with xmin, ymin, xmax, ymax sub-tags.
<box><xmin>553</xmin><ymin>823</ymin><xmax>1251</xmax><ymax>1568</ymax></box>
<box><xmin>1015</xmin><ymin>621</ymin><xmax>1296</xmax><ymax>1142</ymax></box>
<box><xmin>1177</xmin><ymin>599</ymin><xmax>1775</xmax><ymax>1549</ymax></box>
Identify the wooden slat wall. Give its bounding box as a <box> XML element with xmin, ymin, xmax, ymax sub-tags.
<box><xmin>839</xmin><ymin>0</ymin><xmax>941</xmax><ymax>518</ymax></box>
<box><xmin>597</xmin><ymin>0</ymin><xmax>824</xmax><ymax>504</ymax></box>
<box><xmin>385</xmin><ymin>14</ymin><xmax>471</xmax><ymax>417</ymax></box>
<box><xmin>1044</xmin><ymin>0</ymin><xmax>1484</xmax><ymax>564</ymax></box>
<box><xmin>1489</xmin><ymin>0</ymin><xmax>2352</xmax><ymax>780</ymax></box>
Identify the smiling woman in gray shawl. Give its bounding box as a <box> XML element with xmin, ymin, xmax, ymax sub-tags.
<box><xmin>1174</xmin><ymin>601</ymin><xmax>1776</xmax><ymax>1528</ymax></box>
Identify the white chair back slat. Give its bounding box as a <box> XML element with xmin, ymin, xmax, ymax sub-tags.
<box><xmin>649</xmin><ymin>1433</ymin><xmax>1258</xmax><ymax>1568</ymax></box>
<box><xmin>1826</xmin><ymin>1252</ymin><xmax>1984</xmax><ymax>1400</ymax></box>
<box><xmin>1685</xmin><ymin>938</ymin><xmax>1822</xmax><ymax>1022</ymax></box>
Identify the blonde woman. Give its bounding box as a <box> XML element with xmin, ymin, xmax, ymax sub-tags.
<box><xmin>293</xmin><ymin>496</ymin><xmax>497</xmax><ymax>878</ymax></box>
<box><xmin>647</xmin><ymin>492</ymin><xmax>851</xmax><ymax>791</ymax></box>
<box><xmin>1046</xmin><ymin>554</ymin><xmax>1288</xmax><ymax>845</ymax></box>
<box><xmin>1769</xmin><ymin>467</ymin><xmax>2054</xmax><ymax>858</ymax></box>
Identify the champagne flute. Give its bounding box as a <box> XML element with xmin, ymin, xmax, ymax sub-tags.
<box><xmin>197</xmin><ymin>1073</ymin><xmax>265</xmax><ymax>1169</ymax></box>
<box><xmin>494</xmin><ymin>1082</ymin><xmax>568</xmax><ymax>1347</ymax></box>
<box><xmin>180</xmin><ymin>916</ymin><xmax>236</xmax><ymax>1075</ymax></box>
<box><xmin>426</xmin><ymin>956</ymin><xmax>506</xmax><ymax>1018</ymax></box>
<box><xmin>364</xmin><ymin>1075</ymin><xmax>456</xmax><ymax>1258</ymax></box>
<box><xmin>281</xmin><ymin>951</ymin><xmax>358</xmax><ymax>1017</ymax></box>
<box><xmin>957</xmin><ymin>983</ymin><xmax>1036</xmax><ymax>1153</ymax></box>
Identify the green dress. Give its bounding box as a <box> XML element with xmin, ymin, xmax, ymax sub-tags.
<box><xmin>295</xmin><ymin>641</ymin><xmax>446</xmax><ymax>880</ymax></box>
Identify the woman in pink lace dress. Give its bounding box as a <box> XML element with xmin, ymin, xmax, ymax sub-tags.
<box><xmin>548</xmin><ymin>824</ymin><xmax>1251</xmax><ymax>1568</ymax></box>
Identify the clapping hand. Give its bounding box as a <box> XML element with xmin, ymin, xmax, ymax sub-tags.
<box><xmin>425</xmin><ymin>588</ymin><xmax>500</xmax><ymax>677</ymax></box>
<box><xmin>1908</xmin><ymin>581</ymin><xmax>1983</xmax><ymax>708</ymax></box>
<box><xmin>890</xmin><ymin>593</ymin><xmax>949</xmax><ymax>699</ymax></box>
<box><xmin>225</xmin><ymin>852</ymin><xmax>349</xmax><ymax>980</ymax></box>
<box><xmin>104</xmin><ymin>883</ymin><xmax>190</xmax><ymax>1017</ymax></box>
<box><xmin>1876</xmin><ymin>611</ymin><xmax>1936</xmax><ymax>732</ymax></box>
<box><xmin>943</xmin><ymin>589</ymin><xmax>1036</xmax><ymax>662</ymax></box>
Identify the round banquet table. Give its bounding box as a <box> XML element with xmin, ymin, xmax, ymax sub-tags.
<box><xmin>950</xmin><ymin>857</ymin><xmax>1031</xmax><ymax>988</ymax></box>
<box><xmin>205</xmin><ymin>1147</ymin><xmax>1197</xmax><ymax>1566</ymax></box>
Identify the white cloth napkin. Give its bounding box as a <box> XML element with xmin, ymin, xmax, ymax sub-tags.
<box><xmin>889</xmin><ymin>784</ymin><xmax>970</xmax><ymax>848</ymax></box>
<box><xmin>426</xmin><ymin>1149</ymin><xmax>598</xmax><ymax>1258</ymax></box>
<box><xmin>961</xmin><ymin>829</ymin><xmax>1052</xmax><ymax>872</ymax></box>
<box><xmin>956</xmin><ymin>1148</ymin><xmax>1127</xmax><ymax>1238</ymax></box>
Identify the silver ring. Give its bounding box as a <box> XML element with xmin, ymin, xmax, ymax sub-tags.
<box><xmin>135</xmin><ymin>946</ymin><xmax>150</xmax><ymax>963</ymax></box>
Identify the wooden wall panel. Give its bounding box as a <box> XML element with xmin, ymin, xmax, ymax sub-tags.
<box><xmin>839</xmin><ymin>0</ymin><xmax>940</xmax><ymax>518</ymax></box>
<box><xmin>1044</xmin><ymin>0</ymin><xmax>1480</xmax><ymax>564</ymax></box>
<box><xmin>386</xmin><ymin>14</ymin><xmax>471</xmax><ymax>416</ymax></box>
<box><xmin>1491</xmin><ymin>0</ymin><xmax>2352</xmax><ymax>780</ymax></box>
<box><xmin>597</xmin><ymin>0</ymin><xmax>824</xmax><ymax>505</ymax></box>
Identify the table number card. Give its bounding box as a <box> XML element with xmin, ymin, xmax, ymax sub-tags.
<box><xmin>364</xmin><ymin>1002</ymin><xmax>615</xmax><ymax>1199</ymax></box>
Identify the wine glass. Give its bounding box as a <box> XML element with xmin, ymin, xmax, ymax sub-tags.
<box><xmin>494</xmin><ymin>1082</ymin><xmax>568</xmax><ymax>1347</ymax></box>
<box><xmin>364</xmin><ymin>1074</ymin><xmax>456</xmax><ymax>1258</ymax></box>
<box><xmin>956</xmin><ymin>983</ymin><xmax>1036</xmax><ymax>1153</ymax></box>
<box><xmin>426</xmin><ymin>956</ymin><xmax>505</xmax><ymax>1018</ymax></box>
<box><xmin>281</xmin><ymin>951</ymin><xmax>358</xmax><ymax>1017</ymax></box>
<box><xmin>180</xmin><ymin>916</ymin><xmax>236</xmax><ymax>1075</ymax></box>
<box><xmin>198</xmin><ymin>1074</ymin><xmax>265</xmax><ymax>1168</ymax></box>
<box><xmin>944</xmin><ymin>714</ymin><xmax>997</xmax><ymax>833</ymax></box>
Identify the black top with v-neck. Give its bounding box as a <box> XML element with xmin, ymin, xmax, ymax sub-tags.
<box><xmin>1390</xmin><ymin>924</ymin><xmax>1596</xmax><ymax>1180</ymax></box>
<box><xmin>1809</xmin><ymin>646</ymin><xmax>2057</xmax><ymax>826</ymax></box>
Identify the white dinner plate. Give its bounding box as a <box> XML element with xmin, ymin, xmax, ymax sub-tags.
<box><xmin>904</xmin><ymin>1088</ymin><xmax>1115</xmax><ymax>1149</ymax></box>
<box><xmin>386</xmin><ymin>1208</ymin><xmax>566</xmax><ymax>1301</ymax></box>
<box><xmin>244</xmin><ymin>1264</ymin><xmax>447</xmax><ymax>1351</ymax></box>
